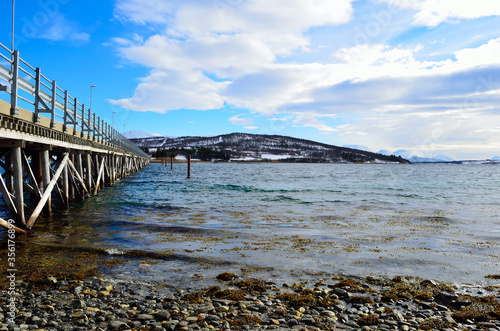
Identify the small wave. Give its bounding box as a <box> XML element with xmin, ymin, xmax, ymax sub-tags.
<box><xmin>105</xmin><ymin>248</ymin><xmax>125</xmax><ymax>255</ymax></box>
<box><xmin>261</xmin><ymin>195</ymin><xmax>312</xmax><ymax>204</ymax></box>
<box><xmin>212</xmin><ymin>184</ymin><xmax>310</xmax><ymax>194</ymax></box>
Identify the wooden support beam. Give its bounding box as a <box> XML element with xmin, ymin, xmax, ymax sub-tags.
<box><xmin>26</xmin><ymin>153</ymin><xmax>69</xmax><ymax>229</ymax></box>
<box><xmin>75</xmin><ymin>153</ymin><xmax>85</xmax><ymax>199</ymax></box>
<box><xmin>22</xmin><ymin>151</ymin><xmax>42</xmax><ymax>201</ymax></box>
<box><xmin>50</xmin><ymin>170</ymin><xmax>66</xmax><ymax>208</ymax></box>
<box><xmin>62</xmin><ymin>156</ymin><xmax>69</xmax><ymax>207</ymax></box>
<box><xmin>12</xmin><ymin>146</ymin><xmax>26</xmax><ymax>227</ymax></box>
<box><xmin>85</xmin><ymin>154</ymin><xmax>92</xmax><ymax>195</ymax></box>
<box><xmin>68</xmin><ymin>171</ymin><xmax>81</xmax><ymax>198</ymax></box>
<box><xmin>94</xmin><ymin>156</ymin><xmax>106</xmax><ymax>195</ymax></box>
<box><xmin>69</xmin><ymin>154</ymin><xmax>75</xmax><ymax>200</ymax></box>
<box><xmin>0</xmin><ymin>171</ymin><xmax>18</xmax><ymax>220</ymax></box>
<box><xmin>0</xmin><ymin>217</ymin><xmax>28</xmax><ymax>235</ymax></box>
<box><xmin>0</xmin><ymin>159</ymin><xmax>15</xmax><ymax>178</ymax></box>
<box><xmin>67</xmin><ymin>159</ymin><xmax>90</xmax><ymax>195</ymax></box>
<box><xmin>4</xmin><ymin>153</ymin><xmax>13</xmax><ymax>193</ymax></box>
<box><xmin>41</xmin><ymin>149</ymin><xmax>52</xmax><ymax>217</ymax></box>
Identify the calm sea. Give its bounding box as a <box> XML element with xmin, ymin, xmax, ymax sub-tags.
<box><xmin>2</xmin><ymin>163</ymin><xmax>499</xmax><ymax>287</ymax></box>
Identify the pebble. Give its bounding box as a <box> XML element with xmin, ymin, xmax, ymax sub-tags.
<box><xmin>1</xmin><ymin>275</ymin><xmax>499</xmax><ymax>331</ymax></box>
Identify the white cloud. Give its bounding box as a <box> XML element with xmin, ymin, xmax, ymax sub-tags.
<box><xmin>110</xmin><ymin>0</ymin><xmax>355</xmax><ymax>113</ymax></box>
<box><xmin>380</xmin><ymin>0</ymin><xmax>500</xmax><ymax>27</ymax></box>
<box><xmin>37</xmin><ymin>13</ymin><xmax>90</xmax><ymax>43</ymax></box>
<box><xmin>293</xmin><ymin>113</ymin><xmax>337</xmax><ymax>133</ymax></box>
<box><xmin>109</xmin><ymin>70</ymin><xmax>227</xmax><ymax>112</ymax></box>
<box><xmin>244</xmin><ymin>126</ymin><xmax>259</xmax><ymax>130</ymax></box>
<box><xmin>229</xmin><ymin>115</ymin><xmax>254</xmax><ymax>126</ymax></box>
<box><xmin>114</xmin><ymin>0</ymin><xmax>176</xmax><ymax>24</ymax></box>
<box><xmin>453</xmin><ymin>38</ymin><xmax>500</xmax><ymax>68</ymax></box>
<box><xmin>110</xmin><ymin>0</ymin><xmax>500</xmax><ymax>158</ymax></box>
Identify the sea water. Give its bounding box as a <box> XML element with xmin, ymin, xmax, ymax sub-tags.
<box><xmin>1</xmin><ymin>163</ymin><xmax>499</xmax><ymax>287</ymax></box>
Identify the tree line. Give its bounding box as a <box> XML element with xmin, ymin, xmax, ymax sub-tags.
<box><xmin>152</xmin><ymin>147</ymin><xmax>230</xmax><ymax>161</ymax></box>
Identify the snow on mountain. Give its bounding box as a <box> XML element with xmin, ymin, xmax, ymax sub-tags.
<box><xmin>343</xmin><ymin>145</ymin><xmax>372</xmax><ymax>152</ymax></box>
<box><xmin>377</xmin><ymin>149</ymin><xmax>391</xmax><ymax>156</ymax></box>
<box><xmin>390</xmin><ymin>149</ymin><xmax>454</xmax><ymax>163</ymax></box>
<box><xmin>433</xmin><ymin>155</ymin><xmax>454</xmax><ymax>162</ymax></box>
<box><xmin>393</xmin><ymin>149</ymin><xmax>420</xmax><ymax>160</ymax></box>
<box><xmin>123</xmin><ymin>130</ymin><xmax>162</xmax><ymax>139</ymax></box>
<box><xmin>130</xmin><ymin>133</ymin><xmax>409</xmax><ymax>163</ymax></box>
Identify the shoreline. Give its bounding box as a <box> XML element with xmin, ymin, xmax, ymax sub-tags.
<box><xmin>2</xmin><ymin>255</ymin><xmax>499</xmax><ymax>330</ymax></box>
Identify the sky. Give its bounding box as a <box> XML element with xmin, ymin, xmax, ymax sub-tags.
<box><xmin>1</xmin><ymin>0</ymin><xmax>500</xmax><ymax>160</ymax></box>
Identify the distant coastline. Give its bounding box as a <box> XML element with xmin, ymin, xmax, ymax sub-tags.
<box><xmin>131</xmin><ymin>133</ymin><xmax>410</xmax><ymax>164</ymax></box>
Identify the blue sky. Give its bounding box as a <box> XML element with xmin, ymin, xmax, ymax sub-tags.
<box><xmin>1</xmin><ymin>0</ymin><xmax>500</xmax><ymax>159</ymax></box>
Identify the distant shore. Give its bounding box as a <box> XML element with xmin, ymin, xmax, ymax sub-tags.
<box><xmin>148</xmin><ymin>157</ymin><xmax>403</xmax><ymax>164</ymax></box>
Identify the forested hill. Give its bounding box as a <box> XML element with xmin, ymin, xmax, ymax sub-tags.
<box><xmin>130</xmin><ymin>133</ymin><xmax>410</xmax><ymax>163</ymax></box>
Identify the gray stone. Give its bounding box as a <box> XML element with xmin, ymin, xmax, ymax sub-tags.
<box><xmin>107</xmin><ymin>320</ymin><xmax>128</xmax><ymax>330</ymax></box>
<box><xmin>137</xmin><ymin>313</ymin><xmax>154</xmax><ymax>320</ymax></box>
<box><xmin>435</xmin><ymin>291</ymin><xmax>458</xmax><ymax>303</ymax></box>
<box><xmin>332</xmin><ymin>288</ymin><xmax>349</xmax><ymax>298</ymax></box>
<box><xmin>155</xmin><ymin>311</ymin><xmax>171</xmax><ymax>321</ymax></box>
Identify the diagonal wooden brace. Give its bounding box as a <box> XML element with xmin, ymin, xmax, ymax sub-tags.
<box><xmin>94</xmin><ymin>156</ymin><xmax>106</xmax><ymax>195</ymax></box>
<box><xmin>0</xmin><ymin>217</ymin><xmax>28</xmax><ymax>234</ymax></box>
<box><xmin>67</xmin><ymin>159</ymin><xmax>90</xmax><ymax>195</ymax></box>
<box><xmin>26</xmin><ymin>153</ymin><xmax>69</xmax><ymax>229</ymax></box>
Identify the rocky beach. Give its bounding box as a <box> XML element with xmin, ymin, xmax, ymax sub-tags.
<box><xmin>1</xmin><ymin>267</ymin><xmax>499</xmax><ymax>331</ymax></box>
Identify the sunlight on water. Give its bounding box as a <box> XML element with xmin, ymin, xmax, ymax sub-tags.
<box><xmin>1</xmin><ymin>163</ymin><xmax>499</xmax><ymax>287</ymax></box>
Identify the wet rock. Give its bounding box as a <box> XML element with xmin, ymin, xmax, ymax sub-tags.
<box><xmin>435</xmin><ymin>291</ymin><xmax>458</xmax><ymax>303</ymax></box>
<box><xmin>155</xmin><ymin>310</ymin><xmax>171</xmax><ymax>321</ymax></box>
<box><xmin>136</xmin><ymin>313</ymin><xmax>154</xmax><ymax>320</ymax></box>
<box><xmin>108</xmin><ymin>320</ymin><xmax>129</xmax><ymax>330</ymax></box>
<box><xmin>72</xmin><ymin>299</ymin><xmax>87</xmax><ymax>310</ymax></box>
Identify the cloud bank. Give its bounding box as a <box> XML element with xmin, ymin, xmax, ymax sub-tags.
<box><xmin>109</xmin><ymin>0</ymin><xmax>500</xmax><ymax>159</ymax></box>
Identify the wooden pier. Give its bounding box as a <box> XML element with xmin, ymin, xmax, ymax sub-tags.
<box><xmin>0</xmin><ymin>43</ymin><xmax>149</xmax><ymax>234</ymax></box>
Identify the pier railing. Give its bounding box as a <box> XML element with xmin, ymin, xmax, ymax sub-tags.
<box><xmin>0</xmin><ymin>42</ymin><xmax>147</xmax><ymax>158</ymax></box>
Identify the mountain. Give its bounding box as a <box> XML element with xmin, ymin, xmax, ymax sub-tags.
<box><xmin>343</xmin><ymin>145</ymin><xmax>372</xmax><ymax>152</ymax></box>
<box><xmin>391</xmin><ymin>150</ymin><xmax>454</xmax><ymax>163</ymax></box>
<box><xmin>490</xmin><ymin>156</ymin><xmax>500</xmax><ymax>161</ymax></box>
<box><xmin>433</xmin><ymin>155</ymin><xmax>454</xmax><ymax>162</ymax></box>
<box><xmin>123</xmin><ymin>130</ymin><xmax>162</xmax><ymax>139</ymax></box>
<box><xmin>377</xmin><ymin>149</ymin><xmax>391</xmax><ymax>156</ymax></box>
<box><xmin>130</xmin><ymin>133</ymin><xmax>410</xmax><ymax>163</ymax></box>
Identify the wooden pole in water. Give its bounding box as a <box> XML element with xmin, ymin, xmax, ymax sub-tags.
<box><xmin>170</xmin><ymin>156</ymin><xmax>173</xmax><ymax>169</ymax></box>
<box><xmin>41</xmin><ymin>149</ymin><xmax>52</xmax><ymax>217</ymax></box>
<box><xmin>187</xmin><ymin>154</ymin><xmax>191</xmax><ymax>178</ymax></box>
<box><xmin>12</xmin><ymin>146</ymin><xmax>25</xmax><ymax>226</ymax></box>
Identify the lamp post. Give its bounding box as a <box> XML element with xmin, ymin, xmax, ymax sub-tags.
<box><xmin>90</xmin><ymin>85</ymin><xmax>96</xmax><ymax>111</ymax></box>
<box><xmin>112</xmin><ymin>111</ymin><xmax>116</xmax><ymax>128</ymax></box>
<box><xmin>12</xmin><ymin>0</ymin><xmax>15</xmax><ymax>51</ymax></box>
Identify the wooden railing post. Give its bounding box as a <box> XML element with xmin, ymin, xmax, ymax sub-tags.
<box><xmin>34</xmin><ymin>67</ymin><xmax>41</xmax><ymax>123</ymax></box>
<box><xmin>63</xmin><ymin>90</ymin><xmax>69</xmax><ymax>132</ymax></box>
<box><xmin>50</xmin><ymin>80</ymin><xmax>56</xmax><ymax>128</ymax></box>
<box><xmin>73</xmin><ymin>97</ymin><xmax>78</xmax><ymax>135</ymax></box>
<box><xmin>10</xmin><ymin>50</ymin><xmax>19</xmax><ymax>116</ymax></box>
<box><xmin>80</xmin><ymin>103</ymin><xmax>85</xmax><ymax>138</ymax></box>
<box><xmin>93</xmin><ymin>113</ymin><xmax>96</xmax><ymax>141</ymax></box>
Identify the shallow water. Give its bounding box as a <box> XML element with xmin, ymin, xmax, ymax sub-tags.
<box><xmin>1</xmin><ymin>163</ymin><xmax>499</xmax><ymax>287</ymax></box>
